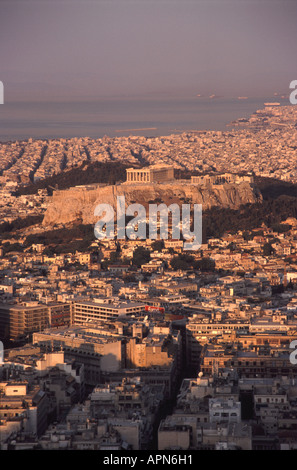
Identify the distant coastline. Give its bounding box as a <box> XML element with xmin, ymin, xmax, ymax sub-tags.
<box><xmin>0</xmin><ymin>95</ymin><xmax>290</xmax><ymax>142</ymax></box>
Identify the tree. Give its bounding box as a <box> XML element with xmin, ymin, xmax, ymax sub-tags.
<box><xmin>271</xmin><ymin>223</ymin><xmax>292</xmax><ymax>233</ymax></box>
<box><xmin>132</xmin><ymin>246</ymin><xmax>151</xmax><ymax>267</ymax></box>
<box><xmin>263</xmin><ymin>242</ymin><xmax>275</xmax><ymax>256</ymax></box>
<box><xmin>243</xmin><ymin>231</ymin><xmax>253</xmax><ymax>241</ymax></box>
<box><xmin>227</xmin><ymin>242</ymin><xmax>236</xmax><ymax>252</ymax></box>
<box><xmin>196</xmin><ymin>257</ymin><xmax>216</xmax><ymax>272</ymax></box>
<box><xmin>151</xmin><ymin>240</ymin><xmax>164</xmax><ymax>252</ymax></box>
<box><xmin>108</xmin><ymin>251</ymin><xmax>120</xmax><ymax>264</ymax></box>
<box><xmin>170</xmin><ymin>253</ymin><xmax>195</xmax><ymax>270</ymax></box>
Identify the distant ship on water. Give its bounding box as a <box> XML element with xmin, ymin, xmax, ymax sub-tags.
<box><xmin>195</xmin><ymin>94</ymin><xmax>222</xmax><ymax>99</ymax></box>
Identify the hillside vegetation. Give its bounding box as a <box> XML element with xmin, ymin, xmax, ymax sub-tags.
<box><xmin>3</xmin><ymin>163</ymin><xmax>297</xmax><ymax>253</ymax></box>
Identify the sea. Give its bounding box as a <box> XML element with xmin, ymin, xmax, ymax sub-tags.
<box><xmin>0</xmin><ymin>95</ymin><xmax>289</xmax><ymax>142</ymax></box>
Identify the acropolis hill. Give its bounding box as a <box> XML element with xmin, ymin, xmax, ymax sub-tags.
<box><xmin>42</xmin><ymin>166</ymin><xmax>262</xmax><ymax>227</ymax></box>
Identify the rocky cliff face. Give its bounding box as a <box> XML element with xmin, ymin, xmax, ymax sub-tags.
<box><xmin>42</xmin><ymin>181</ymin><xmax>263</xmax><ymax>227</ymax></box>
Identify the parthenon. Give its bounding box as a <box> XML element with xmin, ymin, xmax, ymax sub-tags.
<box><xmin>126</xmin><ymin>165</ymin><xmax>175</xmax><ymax>183</ymax></box>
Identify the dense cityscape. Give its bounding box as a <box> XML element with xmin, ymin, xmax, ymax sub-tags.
<box><xmin>1</xmin><ymin>0</ymin><xmax>297</xmax><ymax>458</ymax></box>
<box><xmin>1</xmin><ymin>105</ymin><xmax>297</xmax><ymax>189</ymax></box>
<box><xmin>1</xmin><ymin>104</ymin><xmax>297</xmax><ymax>451</ymax></box>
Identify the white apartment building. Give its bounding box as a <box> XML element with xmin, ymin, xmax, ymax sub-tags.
<box><xmin>72</xmin><ymin>298</ymin><xmax>145</xmax><ymax>325</ymax></box>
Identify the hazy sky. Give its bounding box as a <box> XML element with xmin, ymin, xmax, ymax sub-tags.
<box><xmin>1</xmin><ymin>0</ymin><xmax>297</xmax><ymax>101</ymax></box>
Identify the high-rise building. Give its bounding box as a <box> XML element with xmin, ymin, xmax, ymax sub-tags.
<box><xmin>0</xmin><ymin>302</ymin><xmax>71</xmax><ymax>341</ymax></box>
